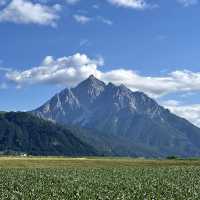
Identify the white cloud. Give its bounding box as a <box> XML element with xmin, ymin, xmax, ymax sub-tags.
<box><xmin>0</xmin><ymin>0</ymin><xmax>61</xmax><ymax>26</ymax></box>
<box><xmin>5</xmin><ymin>53</ymin><xmax>200</xmax><ymax>99</ymax></box>
<box><xmin>73</xmin><ymin>14</ymin><xmax>91</xmax><ymax>24</ymax></box>
<box><xmin>101</xmin><ymin>69</ymin><xmax>200</xmax><ymax>98</ymax></box>
<box><xmin>107</xmin><ymin>0</ymin><xmax>151</xmax><ymax>9</ymax></box>
<box><xmin>162</xmin><ymin>100</ymin><xmax>200</xmax><ymax>127</ymax></box>
<box><xmin>6</xmin><ymin>53</ymin><xmax>103</xmax><ymax>87</ymax></box>
<box><xmin>177</xmin><ymin>0</ymin><xmax>198</xmax><ymax>6</ymax></box>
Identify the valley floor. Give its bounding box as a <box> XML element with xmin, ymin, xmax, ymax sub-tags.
<box><xmin>0</xmin><ymin>157</ymin><xmax>200</xmax><ymax>199</ymax></box>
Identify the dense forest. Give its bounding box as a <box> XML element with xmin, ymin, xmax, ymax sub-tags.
<box><xmin>0</xmin><ymin>112</ymin><xmax>97</xmax><ymax>156</ymax></box>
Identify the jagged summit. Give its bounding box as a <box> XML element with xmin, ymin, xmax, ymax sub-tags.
<box><xmin>75</xmin><ymin>75</ymin><xmax>105</xmax><ymax>88</ymax></box>
<box><xmin>88</xmin><ymin>74</ymin><xmax>98</xmax><ymax>80</ymax></box>
<box><xmin>107</xmin><ymin>82</ymin><xmax>131</xmax><ymax>94</ymax></box>
<box><xmin>72</xmin><ymin>75</ymin><xmax>106</xmax><ymax>107</ymax></box>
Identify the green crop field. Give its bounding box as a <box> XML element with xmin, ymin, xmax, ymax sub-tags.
<box><xmin>0</xmin><ymin>157</ymin><xmax>200</xmax><ymax>200</ymax></box>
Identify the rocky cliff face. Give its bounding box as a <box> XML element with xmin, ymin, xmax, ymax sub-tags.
<box><xmin>34</xmin><ymin>75</ymin><xmax>164</xmax><ymax>129</ymax></box>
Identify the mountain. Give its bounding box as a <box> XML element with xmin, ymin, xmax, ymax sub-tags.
<box><xmin>33</xmin><ymin>75</ymin><xmax>200</xmax><ymax>157</ymax></box>
<box><xmin>0</xmin><ymin>112</ymin><xmax>97</xmax><ymax>156</ymax></box>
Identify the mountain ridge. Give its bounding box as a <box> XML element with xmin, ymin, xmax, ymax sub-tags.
<box><xmin>32</xmin><ymin>75</ymin><xmax>200</xmax><ymax>157</ymax></box>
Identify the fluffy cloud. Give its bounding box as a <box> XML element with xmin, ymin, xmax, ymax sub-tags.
<box><xmin>162</xmin><ymin>100</ymin><xmax>200</xmax><ymax>127</ymax></box>
<box><xmin>73</xmin><ymin>14</ymin><xmax>91</xmax><ymax>24</ymax></box>
<box><xmin>177</xmin><ymin>0</ymin><xmax>198</xmax><ymax>6</ymax></box>
<box><xmin>5</xmin><ymin>53</ymin><xmax>200</xmax><ymax>99</ymax></box>
<box><xmin>107</xmin><ymin>0</ymin><xmax>150</xmax><ymax>9</ymax></box>
<box><xmin>0</xmin><ymin>0</ymin><xmax>61</xmax><ymax>26</ymax></box>
<box><xmin>6</xmin><ymin>53</ymin><xmax>103</xmax><ymax>86</ymax></box>
<box><xmin>102</xmin><ymin>69</ymin><xmax>200</xmax><ymax>98</ymax></box>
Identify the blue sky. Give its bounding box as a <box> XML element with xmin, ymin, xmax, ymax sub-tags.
<box><xmin>1</xmin><ymin>0</ymin><xmax>200</xmax><ymax>126</ymax></box>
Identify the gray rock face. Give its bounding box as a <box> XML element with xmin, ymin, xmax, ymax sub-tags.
<box><xmin>33</xmin><ymin>75</ymin><xmax>163</xmax><ymax>129</ymax></box>
<box><xmin>32</xmin><ymin>75</ymin><xmax>200</xmax><ymax>157</ymax></box>
<box><xmin>72</xmin><ymin>75</ymin><xmax>106</xmax><ymax>107</ymax></box>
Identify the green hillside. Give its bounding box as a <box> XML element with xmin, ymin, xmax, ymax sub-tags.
<box><xmin>0</xmin><ymin>112</ymin><xmax>97</xmax><ymax>156</ymax></box>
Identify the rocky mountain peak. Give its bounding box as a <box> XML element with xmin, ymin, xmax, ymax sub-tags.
<box><xmin>72</xmin><ymin>75</ymin><xmax>106</xmax><ymax>107</ymax></box>
<box><xmin>76</xmin><ymin>75</ymin><xmax>105</xmax><ymax>89</ymax></box>
<box><xmin>88</xmin><ymin>74</ymin><xmax>98</xmax><ymax>80</ymax></box>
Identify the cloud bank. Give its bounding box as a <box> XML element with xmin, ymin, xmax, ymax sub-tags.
<box><xmin>5</xmin><ymin>53</ymin><xmax>200</xmax><ymax>98</ymax></box>
<box><xmin>6</xmin><ymin>53</ymin><xmax>103</xmax><ymax>87</ymax></box>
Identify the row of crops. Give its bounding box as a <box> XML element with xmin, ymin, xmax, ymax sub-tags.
<box><xmin>0</xmin><ymin>167</ymin><xmax>199</xmax><ymax>199</ymax></box>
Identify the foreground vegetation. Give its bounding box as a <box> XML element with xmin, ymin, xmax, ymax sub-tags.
<box><xmin>0</xmin><ymin>157</ymin><xmax>200</xmax><ymax>199</ymax></box>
